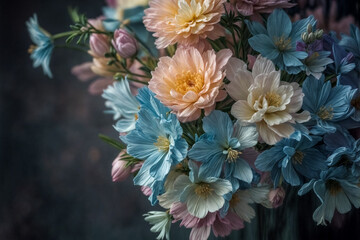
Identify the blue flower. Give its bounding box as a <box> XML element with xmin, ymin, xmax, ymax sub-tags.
<box><xmin>324</xmin><ymin>129</ymin><xmax>360</xmax><ymax>177</ymax></box>
<box><xmin>188</xmin><ymin>110</ymin><xmax>258</xmax><ymax>190</ymax></box>
<box><xmin>26</xmin><ymin>14</ymin><xmax>54</xmax><ymax>78</ymax></box>
<box><xmin>102</xmin><ymin>77</ymin><xmax>140</xmax><ymax>133</ymax></box>
<box><xmin>302</xmin><ymin>75</ymin><xmax>356</xmax><ymax>134</ymax></box>
<box><xmin>339</xmin><ymin>24</ymin><xmax>360</xmax><ymax>72</ymax></box>
<box><xmin>298</xmin><ymin>166</ymin><xmax>360</xmax><ymax>225</ymax></box>
<box><xmin>121</xmin><ymin>87</ymin><xmax>188</xmax><ymax>205</ymax></box>
<box><xmin>256</xmin><ymin>132</ymin><xmax>327</xmax><ymax>186</ymax></box>
<box><xmin>322</xmin><ymin>34</ymin><xmax>356</xmax><ymax>76</ymax></box>
<box><xmin>246</xmin><ymin>9</ymin><xmax>315</xmax><ymax>74</ymax></box>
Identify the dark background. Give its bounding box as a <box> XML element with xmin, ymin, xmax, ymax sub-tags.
<box><xmin>0</xmin><ymin>1</ymin><xmax>359</xmax><ymax>240</ymax></box>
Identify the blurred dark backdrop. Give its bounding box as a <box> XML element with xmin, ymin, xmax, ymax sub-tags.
<box><xmin>0</xmin><ymin>1</ymin><xmax>359</xmax><ymax>240</ymax></box>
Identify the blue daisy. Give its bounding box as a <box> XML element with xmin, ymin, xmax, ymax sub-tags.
<box><xmin>26</xmin><ymin>14</ymin><xmax>54</xmax><ymax>78</ymax></box>
<box><xmin>121</xmin><ymin>87</ymin><xmax>188</xmax><ymax>205</ymax></box>
<box><xmin>246</xmin><ymin>9</ymin><xmax>315</xmax><ymax>74</ymax></box>
<box><xmin>339</xmin><ymin>24</ymin><xmax>360</xmax><ymax>72</ymax></box>
<box><xmin>299</xmin><ymin>166</ymin><xmax>360</xmax><ymax>225</ymax></box>
<box><xmin>188</xmin><ymin>110</ymin><xmax>258</xmax><ymax>190</ymax></box>
<box><xmin>302</xmin><ymin>75</ymin><xmax>356</xmax><ymax>135</ymax></box>
<box><xmin>255</xmin><ymin>132</ymin><xmax>327</xmax><ymax>187</ymax></box>
<box><xmin>102</xmin><ymin>77</ymin><xmax>140</xmax><ymax>133</ymax></box>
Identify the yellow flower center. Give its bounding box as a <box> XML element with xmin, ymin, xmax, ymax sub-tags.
<box><xmin>194</xmin><ymin>182</ymin><xmax>213</xmax><ymax>198</ymax></box>
<box><xmin>227</xmin><ymin>148</ymin><xmax>240</xmax><ymax>163</ymax></box>
<box><xmin>265</xmin><ymin>92</ymin><xmax>282</xmax><ymax>107</ymax></box>
<box><xmin>175</xmin><ymin>70</ymin><xmax>204</xmax><ymax>94</ymax></box>
<box><xmin>317</xmin><ymin>106</ymin><xmax>334</xmax><ymax>120</ymax></box>
<box><xmin>28</xmin><ymin>44</ymin><xmax>37</xmax><ymax>54</ymax></box>
<box><xmin>154</xmin><ymin>136</ymin><xmax>170</xmax><ymax>152</ymax></box>
<box><xmin>229</xmin><ymin>193</ymin><xmax>240</xmax><ymax>208</ymax></box>
<box><xmin>325</xmin><ymin>179</ymin><xmax>342</xmax><ymax>196</ymax></box>
<box><xmin>292</xmin><ymin>151</ymin><xmax>304</xmax><ymax>165</ymax></box>
<box><xmin>274</xmin><ymin>36</ymin><xmax>292</xmax><ymax>52</ymax></box>
<box><xmin>134</xmin><ymin>113</ymin><xmax>138</xmax><ymax>121</ymax></box>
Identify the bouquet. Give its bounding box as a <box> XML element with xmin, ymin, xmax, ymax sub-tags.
<box><xmin>26</xmin><ymin>0</ymin><xmax>360</xmax><ymax>239</ymax></box>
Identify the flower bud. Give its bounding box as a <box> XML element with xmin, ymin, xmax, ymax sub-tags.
<box><xmin>301</xmin><ymin>32</ymin><xmax>308</xmax><ymax>43</ymax></box>
<box><xmin>307</xmin><ymin>24</ymin><xmax>313</xmax><ymax>34</ymax></box>
<box><xmin>268</xmin><ymin>187</ymin><xmax>285</xmax><ymax>208</ymax></box>
<box><xmin>89</xmin><ymin>34</ymin><xmax>110</xmax><ymax>58</ymax></box>
<box><xmin>308</xmin><ymin>32</ymin><xmax>316</xmax><ymax>43</ymax></box>
<box><xmin>315</xmin><ymin>29</ymin><xmax>324</xmax><ymax>39</ymax></box>
<box><xmin>111</xmin><ymin>151</ymin><xmax>132</xmax><ymax>182</ymax></box>
<box><xmin>112</xmin><ymin>29</ymin><xmax>138</xmax><ymax>58</ymax></box>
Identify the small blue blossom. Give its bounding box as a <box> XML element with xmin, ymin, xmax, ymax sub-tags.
<box><xmin>246</xmin><ymin>9</ymin><xmax>316</xmax><ymax>74</ymax></box>
<box><xmin>121</xmin><ymin>87</ymin><xmax>188</xmax><ymax>205</ymax></box>
<box><xmin>324</xmin><ymin>129</ymin><xmax>360</xmax><ymax>177</ymax></box>
<box><xmin>102</xmin><ymin>77</ymin><xmax>140</xmax><ymax>133</ymax></box>
<box><xmin>298</xmin><ymin>166</ymin><xmax>360</xmax><ymax>225</ymax></box>
<box><xmin>339</xmin><ymin>24</ymin><xmax>360</xmax><ymax>72</ymax></box>
<box><xmin>188</xmin><ymin>110</ymin><xmax>258</xmax><ymax>190</ymax></box>
<box><xmin>26</xmin><ymin>14</ymin><xmax>54</xmax><ymax>78</ymax></box>
<box><xmin>302</xmin><ymin>75</ymin><xmax>356</xmax><ymax>134</ymax></box>
<box><xmin>255</xmin><ymin>132</ymin><xmax>327</xmax><ymax>187</ymax></box>
<box><xmin>323</xmin><ymin>34</ymin><xmax>356</xmax><ymax>76</ymax></box>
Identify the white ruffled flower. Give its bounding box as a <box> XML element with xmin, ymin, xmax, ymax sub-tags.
<box><xmin>226</xmin><ymin>55</ymin><xmax>310</xmax><ymax>145</ymax></box>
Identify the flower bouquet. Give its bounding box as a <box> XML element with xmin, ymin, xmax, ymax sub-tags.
<box><xmin>27</xmin><ymin>0</ymin><xmax>360</xmax><ymax>239</ymax></box>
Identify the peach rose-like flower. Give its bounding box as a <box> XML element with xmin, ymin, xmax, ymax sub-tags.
<box><xmin>143</xmin><ymin>0</ymin><xmax>226</xmax><ymax>49</ymax></box>
<box><xmin>226</xmin><ymin>55</ymin><xmax>310</xmax><ymax>145</ymax></box>
<box><xmin>148</xmin><ymin>46</ymin><xmax>232</xmax><ymax>122</ymax></box>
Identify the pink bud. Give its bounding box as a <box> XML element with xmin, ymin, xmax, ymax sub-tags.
<box><xmin>141</xmin><ymin>186</ymin><xmax>152</xmax><ymax>196</ymax></box>
<box><xmin>112</xmin><ymin>29</ymin><xmax>138</xmax><ymax>58</ymax></box>
<box><xmin>89</xmin><ymin>34</ymin><xmax>110</xmax><ymax>58</ymax></box>
<box><xmin>111</xmin><ymin>151</ymin><xmax>132</xmax><ymax>182</ymax></box>
<box><xmin>268</xmin><ymin>187</ymin><xmax>285</xmax><ymax>208</ymax></box>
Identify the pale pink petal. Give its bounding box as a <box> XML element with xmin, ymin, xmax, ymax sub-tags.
<box><xmin>71</xmin><ymin>62</ymin><xmax>96</xmax><ymax>82</ymax></box>
<box><xmin>88</xmin><ymin>78</ymin><xmax>113</xmax><ymax>95</ymax></box>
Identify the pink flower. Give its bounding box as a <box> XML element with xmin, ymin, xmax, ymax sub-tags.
<box><xmin>111</xmin><ymin>151</ymin><xmax>131</xmax><ymax>182</ymax></box>
<box><xmin>234</xmin><ymin>0</ymin><xmax>295</xmax><ymax>17</ymax></box>
<box><xmin>212</xmin><ymin>211</ymin><xmax>244</xmax><ymax>237</ymax></box>
<box><xmin>89</xmin><ymin>34</ymin><xmax>110</xmax><ymax>58</ymax></box>
<box><xmin>112</xmin><ymin>29</ymin><xmax>138</xmax><ymax>58</ymax></box>
<box><xmin>88</xmin><ymin>78</ymin><xmax>113</xmax><ymax>95</ymax></box>
<box><xmin>71</xmin><ymin>62</ymin><xmax>96</xmax><ymax>82</ymax></box>
<box><xmin>268</xmin><ymin>187</ymin><xmax>285</xmax><ymax>208</ymax></box>
<box><xmin>144</xmin><ymin>0</ymin><xmax>226</xmax><ymax>49</ymax></box>
<box><xmin>111</xmin><ymin>151</ymin><xmax>143</xmax><ymax>182</ymax></box>
<box><xmin>141</xmin><ymin>186</ymin><xmax>152</xmax><ymax>196</ymax></box>
<box><xmin>148</xmin><ymin>46</ymin><xmax>232</xmax><ymax>122</ymax></box>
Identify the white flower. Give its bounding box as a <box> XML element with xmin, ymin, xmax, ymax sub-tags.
<box><xmin>225</xmin><ymin>55</ymin><xmax>310</xmax><ymax>145</ymax></box>
<box><xmin>144</xmin><ymin>211</ymin><xmax>172</xmax><ymax>240</ymax></box>
<box><xmin>158</xmin><ymin>161</ymin><xmax>232</xmax><ymax>218</ymax></box>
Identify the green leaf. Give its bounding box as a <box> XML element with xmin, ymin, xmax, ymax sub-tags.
<box><xmin>98</xmin><ymin>134</ymin><xmax>126</xmax><ymax>150</ymax></box>
<box><xmin>68</xmin><ymin>7</ymin><xmax>81</xmax><ymax>23</ymax></box>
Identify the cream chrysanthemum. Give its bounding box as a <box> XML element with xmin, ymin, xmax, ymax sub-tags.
<box><xmin>226</xmin><ymin>56</ymin><xmax>310</xmax><ymax>145</ymax></box>
<box><xmin>148</xmin><ymin>46</ymin><xmax>232</xmax><ymax>122</ymax></box>
<box><xmin>143</xmin><ymin>0</ymin><xmax>226</xmax><ymax>49</ymax></box>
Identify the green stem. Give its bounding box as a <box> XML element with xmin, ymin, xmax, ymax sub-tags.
<box><xmin>52</xmin><ymin>31</ymin><xmax>78</xmax><ymax>40</ymax></box>
<box><xmin>135</xmin><ymin>57</ymin><xmax>152</xmax><ymax>73</ymax></box>
<box><xmin>55</xmin><ymin>45</ymin><xmax>88</xmax><ymax>53</ymax></box>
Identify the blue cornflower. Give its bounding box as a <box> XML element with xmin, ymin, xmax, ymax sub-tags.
<box><xmin>188</xmin><ymin>110</ymin><xmax>258</xmax><ymax>190</ymax></box>
<box><xmin>102</xmin><ymin>78</ymin><xmax>140</xmax><ymax>133</ymax></box>
<box><xmin>302</xmin><ymin>75</ymin><xmax>356</xmax><ymax>135</ymax></box>
<box><xmin>324</xmin><ymin>129</ymin><xmax>360</xmax><ymax>177</ymax></box>
<box><xmin>26</xmin><ymin>14</ymin><xmax>54</xmax><ymax>78</ymax></box>
<box><xmin>339</xmin><ymin>24</ymin><xmax>360</xmax><ymax>72</ymax></box>
<box><xmin>246</xmin><ymin>9</ymin><xmax>315</xmax><ymax>74</ymax></box>
<box><xmin>255</xmin><ymin>132</ymin><xmax>327</xmax><ymax>187</ymax></box>
<box><xmin>121</xmin><ymin>87</ymin><xmax>188</xmax><ymax>205</ymax></box>
<box><xmin>298</xmin><ymin>166</ymin><xmax>360</xmax><ymax>225</ymax></box>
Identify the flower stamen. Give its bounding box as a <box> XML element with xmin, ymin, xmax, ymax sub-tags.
<box><xmin>175</xmin><ymin>70</ymin><xmax>204</xmax><ymax>94</ymax></box>
<box><xmin>317</xmin><ymin>106</ymin><xmax>334</xmax><ymax>120</ymax></box>
<box><xmin>265</xmin><ymin>92</ymin><xmax>282</xmax><ymax>107</ymax></box>
<box><xmin>292</xmin><ymin>151</ymin><xmax>304</xmax><ymax>165</ymax></box>
<box><xmin>195</xmin><ymin>182</ymin><xmax>213</xmax><ymax>198</ymax></box>
<box><xmin>326</xmin><ymin>179</ymin><xmax>342</xmax><ymax>196</ymax></box>
<box><xmin>154</xmin><ymin>136</ymin><xmax>170</xmax><ymax>152</ymax></box>
<box><xmin>274</xmin><ymin>36</ymin><xmax>292</xmax><ymax>52</ymax></box>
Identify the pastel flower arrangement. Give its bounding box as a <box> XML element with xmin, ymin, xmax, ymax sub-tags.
<box><xmin>27</xmin><ymin>0</ymin><xmax>360</xmax><ymax>239</ymax></box>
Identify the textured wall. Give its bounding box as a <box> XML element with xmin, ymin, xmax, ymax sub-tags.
<box><xmin>0</xmin><ymin>1</ymin><xmax>359</xmax><ymax>240</ymax></box>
